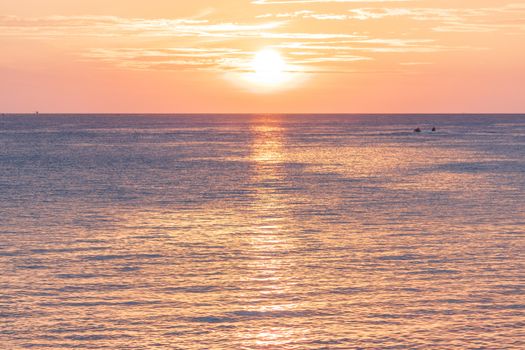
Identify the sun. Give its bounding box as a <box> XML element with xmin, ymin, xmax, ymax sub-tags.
<box><xmin>249</xmin><ymin>48</ymin><xmax>288</xmax><ymax>87</ymax></box>
<box><xmin>233</xmin><ymin>47</ymin><xmax>303</xmax><ymax>92</ymax></box>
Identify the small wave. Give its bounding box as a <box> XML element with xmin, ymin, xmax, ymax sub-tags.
<box><xmin>56</xmin><ymin>273</ymin><xmax>99</xmax><ymax>279</ymax></box>
<box><xmin>188</xmin><ymin>316</ymin><xmax>238</xmax><ymax>324</ymax></box>
<box><xmin>163</xmin><ymin>285</ymin><xmax>219</xmax><ymax>293</ymax></box>
<box><xmin>16</xmin><ymin>264</ymin><xmax>47</xmax><ymax>269</ymax></box>
<box><xmin>82</xmin><ymin>253</ymin><xmax>163</xmax><ymax>261</ymax></box>
<box><xmin>377</xmin><ymin>254</ymin><xmax>421</xmax><ymax>261</ymax></box>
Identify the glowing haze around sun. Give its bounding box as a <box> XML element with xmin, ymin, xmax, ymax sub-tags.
<box><xmin>0</xmin><ymin>0</ymin><xmax>524</xmax><ymax>112</ymax></box>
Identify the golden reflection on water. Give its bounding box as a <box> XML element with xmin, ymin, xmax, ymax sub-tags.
<box><xmin>237</xmin><ymin>117</ymin><xmax>304</xmax><ymax>348</ymax></box>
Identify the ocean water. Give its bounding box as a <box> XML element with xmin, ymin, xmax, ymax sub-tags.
<box><xmin>0</xmin><ymin>114</ymin><xmax>524</xmax><ymax>349</ymax></box>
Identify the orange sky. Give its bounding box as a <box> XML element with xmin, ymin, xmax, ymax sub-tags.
<box><xmin>1</xmin><ymin>0</ymin><xmax>524</xmax><ymax>113</ymax></box>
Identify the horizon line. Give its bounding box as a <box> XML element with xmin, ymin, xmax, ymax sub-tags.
<box><xmin>2</xmin><ymin>112</ymin><xmax>525</xmax><ymax>116</ymax></box>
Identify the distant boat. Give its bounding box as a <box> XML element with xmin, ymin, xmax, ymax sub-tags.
<box><xmin>414</xmin><ymin>128</ymin><xmax>421</xmax><ymax>133</ymax></box>
<box><xmin>35</xmin><ymin>111</ymin><xmax>39</xmax><ymax>116</ymax></box>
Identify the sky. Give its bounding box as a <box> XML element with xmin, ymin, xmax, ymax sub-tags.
<box><xmin>1</xmin><ymin>0</ymin><xmax>524</xmax><ymax>113</ymax></box>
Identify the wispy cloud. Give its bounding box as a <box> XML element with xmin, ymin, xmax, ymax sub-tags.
<box><xmin>252</xmin><ymin>0</ymin><xmax>413</xmax><ymax>4</ymax></box>
<box><xmin>83</xmin><ymin>47</ymin><xmax>250</xmax><ymax>72</ymax></box>
<box><xmin>1</xmin><ymin>1</ymin><xmax>523</xmax><ymax>78</ymax></box>
<box><xmin>256</xmin><ymin>4</ymin><xmax>525</xmax><ymax>27</ymax></box>
<box><xmin>0</xmin><ymin>15</ymin><xmax>284</xmax><ymax>38</ymax></box>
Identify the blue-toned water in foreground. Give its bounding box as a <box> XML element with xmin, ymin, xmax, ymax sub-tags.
<box><xmin>1</xmin><ymin>114</ymin><xmax>524</xmax><ymax>349</ymax></box>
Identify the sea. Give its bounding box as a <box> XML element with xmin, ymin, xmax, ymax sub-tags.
<box><xmin>1</xmin><ymin>114</ymin><xmax>524</xmax><ymax>349</ymax></box>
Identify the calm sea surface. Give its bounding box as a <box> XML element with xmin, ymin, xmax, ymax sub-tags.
<box><xmin>1</xmin><ymin>114</ymin><xmax>524</xmax><ymax>349</ymax></box>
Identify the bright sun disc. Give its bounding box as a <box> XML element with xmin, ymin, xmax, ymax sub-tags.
<box><xmin>250</xmin><ymin>49</ymin><xmax>287</xmax><ymax>86</ymax></box>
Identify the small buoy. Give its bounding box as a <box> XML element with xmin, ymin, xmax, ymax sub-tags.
<box><xmin>432</xmin><ymin>127</ymin><xmax>436</xmax><ymax>132</ymax></box>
